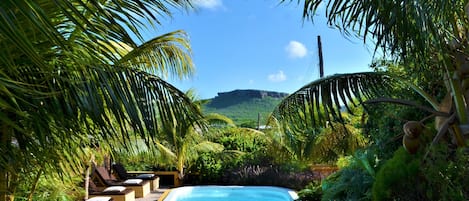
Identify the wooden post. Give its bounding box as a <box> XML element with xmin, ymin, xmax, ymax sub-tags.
<box><xmin>318</xmin><ymin>35</ymin><xmax>324</xmax><ymax>78</ymax></box>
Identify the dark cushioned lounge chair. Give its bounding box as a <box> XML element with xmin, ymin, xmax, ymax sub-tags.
<box><xmin>92</xmin><ymin>165</ymin><xmax>150</xmax><ymax>198</ymax></box>
<box><xmin>88</xmin><ymin>179</ymin><xmax>135</xmax><ymax>201</ymax></box>
<box><xmin>112</xmin><ymin>163</ymin><xmax>159</xmax><ymax>190</ymax></box>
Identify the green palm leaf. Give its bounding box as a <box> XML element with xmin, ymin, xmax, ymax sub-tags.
<box><xmin>0</xmin><ymin>0</ymin><xmax>197</xmax><ymax>199</ymax></box>
<box><xmin>118</xmin><ymin>30</ymin><xmax>195</xmax><ymax>79</ymax></box>
<box><xmin>204</xmin><ymin>113</ymin><xmax>236</xmax><ymax>127</ymax></box>
<box><xmin>293</xmin><ymin>0</ymin><xmax>467</xmax><ymax>63</ymax></box>
<box><xmin>273</xmin><ymin>72</ymin><xmax>394</xmax><ymax>128</ymax></box>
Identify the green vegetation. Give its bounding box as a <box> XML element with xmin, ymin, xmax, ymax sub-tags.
<box><xmin>372</xmin><ymin>148</ymin><xmax>420</xmax><ymax>200</ymax></box>
<box><xmin>0</xmin><ymin>1</ymin><xmax>201</xmax><ymax>200</ymax></box>
<box><xmin>3</xmin><ymin>0</ymin><xmax>469</xmax><ymax>200</ymax></box>
<box><xmin>203</xmin><ymin>94</ymin><xmax>285</xmax><ymax>127</ymax></box>
<box><xmin>281</xmin><ymin>0</ymin><xmax>469</xmax><ymax>200</ymax></box>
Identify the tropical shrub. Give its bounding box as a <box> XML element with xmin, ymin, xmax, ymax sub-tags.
<box><xmin>320</xmin><ymin>151</ymin><xmax>375</xmax><ymax>201</ymax></box>
<box><xmin>14</xmin><ymin>172</ymin><xmax>83</xmax><ymax>201</ymax></box>
<box><xmin>372</xmin><ymin>148</ymin><xmax>421</xmax><ymax>200</ymax></box>
<box><xmin>225</xmin><ymin>163</ymin><xmax>315</xmax><ymax>190</ymax></box>
<box><xmin>190</xmin><ymin>152</ymin><xmax>226</xmax><ymax>184</ymax></box>
<box><xmin>190</xmin><ymin>126</ymin><xmax>316</xmax><ymax>190</ymax></box>
<box><xmin>371</xmin><ymin>145</ymin><xmax>469</xmax><ymax>201</ymax></box>
<box><xmin>420</xmin><ymin>146</ymin><xmax>469</xmax><ymax>200</ymax></box>
<box><xmin>297</xmin><ymin>181</ymin><xmax>322</xmax><ymax>201</ymax></box>
<box><xmin>321</xmin><ymin>168</ymin><xmax>373</xmax><ymax>201</ymax></box>
<box><xmin>189</xmin><ymin>127</ymin><xmax>270</xmax><ymax>184</ymax></box>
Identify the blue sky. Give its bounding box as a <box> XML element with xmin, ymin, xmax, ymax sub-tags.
<box><xmin>148</xmin><ymin>0</ymin><xmax>375</xmax><ymax>99</ymax></box>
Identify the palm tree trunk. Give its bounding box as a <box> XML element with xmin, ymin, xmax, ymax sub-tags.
<box><xmin>84</xmin><ymin>164</ymin><xmax>91</xmax><ymax>200</ymax></box>
<box><xmin>177</xmin><ymin>146</ymin><xmax>186</xmax><ymax>180</ymax></box>
<box><xmin>84</xmin><ymin>154</ymin><xmax>95</xmax><ymax>200</ymax></box>
<box><xmin>26</xmin><ymin>168</ymin><xmax>43</xmax><ymax>201</ymax></box>
<box><xmin>0</xmin><ymin>122</ymin><xmax>11</xmax><ymax>201</ymax></box>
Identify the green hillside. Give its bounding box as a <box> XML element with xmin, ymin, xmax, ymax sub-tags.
<box><xmin>202</xmin><ymin>90</ymin><xmax>288</xmax><ymax>127</ymax></box>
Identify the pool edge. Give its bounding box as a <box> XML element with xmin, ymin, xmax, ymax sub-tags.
<box><xmin>157</xmin><ymin>189</ymin><xmax>172</xmax><ymax>201</ymax></box>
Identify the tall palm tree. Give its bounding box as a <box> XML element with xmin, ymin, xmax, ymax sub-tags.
<box><xmin>277</xmin><ymin>0</ymin><xmax>469</xmax><ymax>152</ymax></box>
<box><xmin>0</xmin><ymin>0</ymin><xmax>201</xmax><ymax>200</ymax></box>
<box><xmin>156</xmin><ymin>89</ymin><xmax>235</xmax><ymax>180</ymax></box>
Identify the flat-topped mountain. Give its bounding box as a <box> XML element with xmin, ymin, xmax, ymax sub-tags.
<box><xmin>203</xmin><ymin>89</ymin><xmax>289</xmax><ymax>127</ymax></box>
<box><xmin>207</xmin><ymin>89</ymin><xmax>288</xmax><ymax>109</ymax></box>
<box><xmin>217</xmin><ymin>89</ymin><xmax>288</xmax><ymax>99</ymax></box>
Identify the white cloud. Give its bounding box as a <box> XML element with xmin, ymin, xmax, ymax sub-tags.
<box><xmin>285</xmin><ymin>41</ymin><xmax>308</xmax><ymax>59</ymax></box>
<box><xmin>268</xmin><ymin>71</ymin><xmax>287</xmax><ymax>82</ymax></box>
<box><xmin>191</xmin><ymin>0</ymin><xmax>223</xmax><ymax>10</ymax></box>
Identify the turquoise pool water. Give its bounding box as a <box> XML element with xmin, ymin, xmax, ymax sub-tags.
<box><xmin>162</xmin><ymin>186</ymin><xmax>298</xmax><ymax>201</ymax></box>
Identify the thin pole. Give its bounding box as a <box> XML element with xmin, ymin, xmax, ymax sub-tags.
<box><xmin>318</xmin><ymin>35</ymin><xmax>324</xmax><ymax>78</ymax></box>
<box><xmin>257</xmin><ymin>113</ymin><xmax>260</xmax><ymax>130</ymax></box>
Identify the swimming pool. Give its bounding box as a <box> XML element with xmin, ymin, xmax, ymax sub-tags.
<box><xmin>159</xmin><ymin>186</ymin><xmax>299</xmax><ymax>201</ymax></box>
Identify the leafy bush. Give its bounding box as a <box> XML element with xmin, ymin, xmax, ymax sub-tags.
<box><xmin>14</xmin><ymin>171</ymin><xmax>83</xmax><ymax>201</ymax></box>
<box><xmin>371</xmin><ymin>145</ymin><xmax>469</xmax><ymax>201</ymax></box>
<box><xmin>191</xmin><ymin>149</ymin><xmax>314</xmax><ymax>190</ymax></box>
<box><xmin>189</xmin><ymin>127</ymin><xmax>271</xmax><ymax>184</ymax></box>
<box><xmin>225</xmin><ymin>163</ymin><xmax>315</xmax><ymax>190</ymax></box>
<box><xmin>190</xmin><ymin>152</ymin><xmax>226</xmax><ymax>184</ymax></box>
<box><xmin>297</xmin><ymin>181</ymin><xmax>322</xmax><ymax>201</ymax></box>
<box><xmin>321</xmin><ymin>167</ymin><xmax>373</xmax><ymax>201</ymax></box>
<box><xmin>372</xmin><ymin>147</ymin><xmax>421</xmax><ymax>200</ymax></box>
<box><xmin>313</xmin><ymin>150</ymin><xmax>376</xmax><ymax>201</ymax></box>
<box><xmin>417</xmin><ymin>146</ymin><xmax>469</xmax><ymax>200</ymax></box>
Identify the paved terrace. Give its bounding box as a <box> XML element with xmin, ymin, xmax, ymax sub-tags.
<box><xmin>136</xmin><ymin>187</ymin><xmax>169</xmax><ymax>201</ymax></box>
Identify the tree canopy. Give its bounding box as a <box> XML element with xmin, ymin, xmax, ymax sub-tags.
<box><xmin>0</xmin><ymin>0</ymin><xmax>202</xmax><ymax>200</ymax></box>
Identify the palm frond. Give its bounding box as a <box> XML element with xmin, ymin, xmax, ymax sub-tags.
<box><xmin>0</xmin><ymin>0</ymin><xmax>193</xmax><ymax>68</ymax></box>
<box><xmin>117</xmin><ymin>30</ymin><xmax>194</xmax><ymax>79</ymax></box>
<box><xmin>291</xmin><ymin>0</ymin><xmax>467</xmax><ymax>68</ymax></box>
<box><xmin>0</xmin><ymin>0</ymin><xmax>196</xmax><ymax>198</ymax></box>
<box><xmin>273</xmin><ymin>72</ymin><xmax>394</xmax><ymax>129</ymax></box>
<box><xmin>4</xmin><ymin>66</ymin><xmax>202</xmax><ymax>175</ymax></box>
<box><xmin>87</xmin><ymin>67</ymin><xmax>202</xmax><ymax>140</ymax></box>
<box><xmin>204</xmin><ymin>113</ymin><xmax>236</xmax><ymax>127</ymax></box>
<box><xmin>193</xmin><ymin>141</ymin><xmax>225</xmax><ymax>153</ymax></box>
<box><xmin>154</xmin><ymin>141</ymin><xmax>177</xmax><ymax>163</ymax></box>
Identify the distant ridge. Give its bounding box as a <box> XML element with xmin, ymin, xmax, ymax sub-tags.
<box><xmin>207</xmin><ymin>89</ymin><xmax>288</xmax><ymax>109</ymax></box>
<box><xmin>216</xmin><ymin>89</ymin><xmax>288</xmax><ymax>99</ymax></box>
<box><xmin>203</xmin><ymin>89</ymin><xmax>289</xmax><ymax>127</ymax></box>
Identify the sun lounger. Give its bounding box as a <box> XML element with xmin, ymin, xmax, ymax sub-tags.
<box><xmin>88</xmin><ymin>180</ymin><xmax>135</xmax><ymax>201</ymax></box>
<box><xmin>92</xmin><ymin>165</ymin><xmax>150</xmax><ymax>198</ymax></box>
<box><xmin>112</xmin><ymin>163</ymin><xmax>160</xmax><ymax>191</ymax></box>
<box><xmin>86</xmin><ymin>197</ymin><xmax>112</xmax><ymax>201</ymax></box>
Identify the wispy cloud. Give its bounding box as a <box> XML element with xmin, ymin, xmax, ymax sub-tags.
<box><xmin>191</xmin><ymin>0</ymin><xmax>223</xmax><ymax>10</ymax></box>
<box><xmin>268</xmin><ymin>70</ymin><xmax>287</xmax><ymax>82</ymax></box>
<box><xmin>285</xmin><ymin>41</ymin><xmax>308</xmax><ymax>59</ymax></box>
